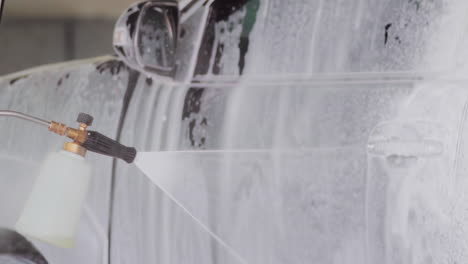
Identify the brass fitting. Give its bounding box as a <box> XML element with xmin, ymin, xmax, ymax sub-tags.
<box><xmin>66</xmin><ymin>127</ymin><xmax>88</xmax><ymax>144</ymax></box>
<box><xmin>63</xmin><ymin>122</ymin><xmax>89</xmax><ymax>156</ymax></box>
<box><xmin>49</xmin><ymin>122</ymin><xmax>88</xmax><ymax>144</ymax></box>
<box><xmin>63</xmin><ymin>142</ymin><xmax>87</xmax><ymax>157</ymax></box>
<box><xmin>49</xmin><ymin>121</ymin><xmax>67</xmax><ymax>136</ymax></box>
<box><xmin>47</xmin><ymin>113</ymin><xmax>93</xmax><ymax>157</ymax></box>
<box><xmin>79</xmin><ymin>123</ymin><xmax>88</xmax><ymax>131</ymax></box>
<box><xmin>49</xmin><ymin>117</ymin><xmax>90</xmax><ymax>157</ymax></box>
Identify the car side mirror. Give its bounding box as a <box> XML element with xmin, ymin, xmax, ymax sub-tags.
<box><xmin>114</xmin><ymin>0</ymin><xmax>212</xmax><ymax>78</ymax></box>
<box><xmin>135</xmin><ymin>1</ymin><xmax>179</xmax><ymax>76</ymax></box>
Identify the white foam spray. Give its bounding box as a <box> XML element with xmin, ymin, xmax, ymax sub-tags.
<box><xmin>134</xmin><ymin>147</ymin><xmax>361</xmax><ymax>264</ymax></box>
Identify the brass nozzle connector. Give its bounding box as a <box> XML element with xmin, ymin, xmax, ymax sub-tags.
<box><xmin>48</xmin><ymin>113</ymin><xmax>94</xmax><ymax>157</ymax></box>
<box><xmin>63</xmin><ymin>124</ymin><xmax>88</xmax><ymax>157</ymax></box>
<box><xmin>49</xmin><ymin>119</ymin><xmax>89</xmax><ymax>157</ymax></box>
<box><xmin>49</xmin><ymin>121</ymin><xmax>67</xmax><ymax>136</ymax></box>
<box><xmin>63</xmin><ymin>142</ymin><xmax>87</xmax><ymax>157</ymax></box>
<box><xmin>66</xmin><ymin>127</ymin><xmax>88</xmax><ymax>144</ymax></box>
<box><xmin>49</xmin><ymin>121</ymin><xmax>88</xmax><ymax>144</ymax></box>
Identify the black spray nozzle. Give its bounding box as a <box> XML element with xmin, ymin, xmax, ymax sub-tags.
<box><xmin>82</xmin><ymin>130</ymin><xmax>137</xmax><ymax>163</ymax></box>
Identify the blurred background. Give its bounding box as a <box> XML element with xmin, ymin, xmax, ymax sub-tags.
<box><xmin>0</xmin><ymin>0</ymin><xmax>135</xmax><ymax>75</ymax></box>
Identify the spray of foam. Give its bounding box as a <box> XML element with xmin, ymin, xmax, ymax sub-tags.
<box><xmin>134</xmin><ymin>148</ymin><xmax>351</xmax><ymax>264</ymax></box>
<box><xmin>135</xmin><ymin>150</ymin><xmax>252</xmax><ymax>264</ymax></box>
